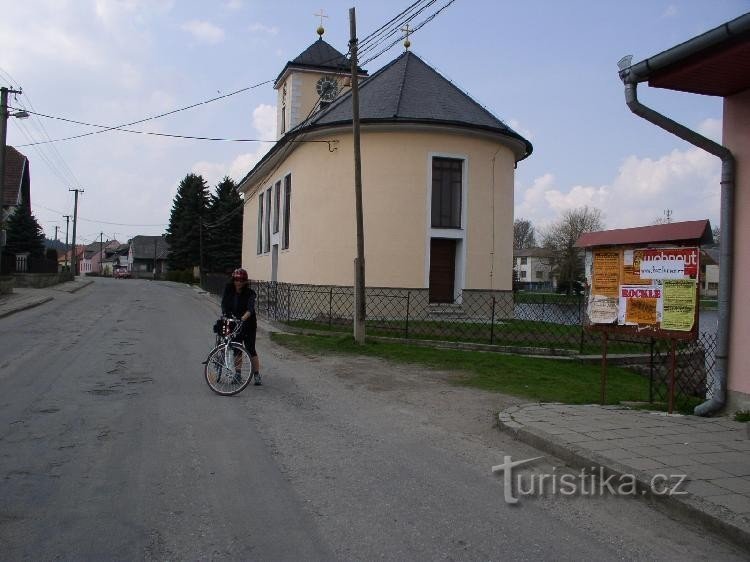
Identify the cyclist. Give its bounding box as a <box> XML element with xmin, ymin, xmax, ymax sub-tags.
<box><xmin>221</xmin><ymin>268</ymin><xmax>262</xmax><ymax>385</ymax></box>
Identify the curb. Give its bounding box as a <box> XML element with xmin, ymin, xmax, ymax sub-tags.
<box><xmin>497</xmin><ymin>408</ymin><xmax>750</xmax><ymax>551</ymax></box>
<box><xmin>67</xmin><ymin>280</ymin><xmax>94</xmax><ymax>293</ymax></box>
<box><xmin>0</xmin><ymin>296</ymin><xmax>54</xmax><ymax>319</ymax></box>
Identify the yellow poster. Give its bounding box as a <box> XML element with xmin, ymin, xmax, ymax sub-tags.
<box><xmin>592</xmin><ymin>250</ymin><xmax>621</xmax><ymax>298</ymax></box>
<box><xmin>625</xmin><ymin>297</ymin><xmax>658</xmax><ymax>325</ymax></box>
<box><xmin>662</xmin><ymin>280</ymin><xmax>696</xmax><ymax>331</ymax></box>
<box><xmin>621</xmin><ymin>249</ymin><xmax>650</xmax><ymax>285</ymax></box>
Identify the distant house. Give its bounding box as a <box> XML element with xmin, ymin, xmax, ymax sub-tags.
<box><xmin>79</xmin><ymin>240</ymin><xmax>120</xmax><ymax>275</ymax></box>
<box><xmin>1</xmin><ymin>146</ymin><xmax>30</xmax><ymax>223</ymax></box>
<box><xmin>701</xmin><ymin>247</ymin><xmax>719</xmax><ymax>298</ymax></box>
<box><xmin>513</xmin><ymin>247</ymin><xmax>556</xmax><ymax>291</ymax></box>
<box><xmin>128</xmin><ymin>235</ymin><xmax>169</xmax><ymax>278</ymax></box>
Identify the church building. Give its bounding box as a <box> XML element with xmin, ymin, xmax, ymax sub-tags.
<box><xmin>237</xmin><ymin>28</ymin><xmax>532</xmax><ymax>303</ymax></box>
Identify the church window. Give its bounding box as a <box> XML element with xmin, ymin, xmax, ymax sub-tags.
<box><xmin>257</xmin><ymin>192</ymin><xmax>264</xmax><ymax>255</ymax></box>
<box><xmin>264</xmin><ymin>187</ymin><xmax>271</xmax><ymax>253</ymax></box>
<box><xmin>282</xmin><ymin>174</ymin><xmax>292</xmax><ymax>249</ymax></box>
<box><xmin>273</xmin><ymin>181</ymin><xmax>281</xmax><ymax>234</ymax></box>
<box><xmin>431</xmin><ymin>157</ymin><xmax>462</xmax><ymax>228</ymax></box>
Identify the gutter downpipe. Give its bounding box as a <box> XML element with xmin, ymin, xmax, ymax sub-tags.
<box><xmin>618</xmin><ymin>72</ymin><xmax>734</xmax><ymax>416</ymax></box>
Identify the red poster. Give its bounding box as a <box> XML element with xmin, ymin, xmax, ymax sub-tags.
<box><xmin>640</xmin><ymin>247</ymin><xmax>699</xmax><ymax>278</ymax></box>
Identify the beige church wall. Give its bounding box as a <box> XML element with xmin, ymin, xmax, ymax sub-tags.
<box><xmin>240</xmin><ymin>127</ymin><xmax>518</xmax><ymax>292</ymax></box>
<box><xmin>724</xmin><ymin>89</ymin><xmax>750</xmax><ymax>411</ymax></box>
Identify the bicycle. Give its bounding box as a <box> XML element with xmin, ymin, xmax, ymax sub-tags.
<box><xmin>203</xmin><ymin>316</ymin><xmax>255</xmax><ymax>395</ymax></box>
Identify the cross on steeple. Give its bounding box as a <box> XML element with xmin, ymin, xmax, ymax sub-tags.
<box><xmin>315</xmin><ymin>9</ymin><xmax>328</xmax><ymax>37</ymax></box>
<box><xmin>401</xmin><ymin>24</ymin><xmax>412</xmax><ymax>50</ymax></box>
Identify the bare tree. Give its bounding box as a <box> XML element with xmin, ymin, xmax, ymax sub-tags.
<box><xmin>542</xmin><ymin>206</ymin><xmax>603</xmax><ymax>294</ymax></box>
<box><xmin>712</xmin><ymin>225</ymin><xmax>720</xmax><ymax>246</ymax></box>
<box><xmin>513</xmin><ymin>218</ymin><xmax>537</xmax><ymax>249</ymax></box>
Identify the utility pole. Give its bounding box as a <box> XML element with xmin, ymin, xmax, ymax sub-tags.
<box><xmin>69</xmin><ymin>188</ymin><xmax>84</xmax><ymax>276</ymax></box>
<box><xmin>63</xmin><ymin>215</ymin><xmax>70</xmax><ymax>271</ymax></box>
<box><xmin>153</xmin><ymin>237</ymin><xmax>157</xmax><ymax>280</ymax></box>
<box><xmin>99</xmin><ymin>232</ymin><xmax>104</xmax><ymax>275</ymax></box>
<box><xmin>54</xmin><ymin>226</ymin><xmax>59</xmax><ymax>242</ymax></box>
<box><xmin>0</xmin><ymin>86</ymin><xmax>23</xmax><ymax>254</ymax></box>
<box><xmin>199</xmin><ymin>219</ymin><xmax>204</xmax><ymax>286</ymax></box>
<box><xmin>350</xmin><ymin>7</ymin><xmax>366</xmax><ymax>344</ymax></box>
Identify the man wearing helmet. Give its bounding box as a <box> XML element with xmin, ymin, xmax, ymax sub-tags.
<box><xmin>221</xmin><ymin>268</ymin><xmax>262</xmax><ymax>385</ymax></box>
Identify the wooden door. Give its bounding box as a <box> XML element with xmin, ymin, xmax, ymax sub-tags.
<box><xmin>429</xmin><ymin>238</ymin><xmax>456</xmax><ymax>303</ymax></box>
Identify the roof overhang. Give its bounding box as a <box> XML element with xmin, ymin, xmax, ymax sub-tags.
<box><xmin>620</xmin><ymin>12</ymin><xmax>750</xmax><ymax>96</ymax></box>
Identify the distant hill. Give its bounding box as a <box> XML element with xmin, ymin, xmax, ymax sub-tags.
<box><xmin>44</xmin><ymin>238</ymin><xmax>67</xmax><ymax>251</ymax></box>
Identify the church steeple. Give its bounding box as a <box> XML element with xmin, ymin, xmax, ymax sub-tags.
<box><xmin>273</xmin><ymin>25</ymin><xmax>368</xmax><ymax>139</ymax></box>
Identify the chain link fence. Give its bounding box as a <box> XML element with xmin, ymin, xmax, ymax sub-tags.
<box><xmin>202</xmin><ymin>276</ymin><xmax>717</xmax><ymax>412</ymax></box>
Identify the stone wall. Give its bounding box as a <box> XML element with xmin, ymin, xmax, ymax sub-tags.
<box><xmin>0</xmin><ymin>276</ymin><xmax>13</xmax><ymax>295</ymax></box>
<box><xmin>13</xmin><ymin>271</ymin><xmax>74</xmax><ymax>288</ymax></box>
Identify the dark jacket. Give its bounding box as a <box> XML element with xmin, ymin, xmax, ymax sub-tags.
<box><xmin>221</xmin><ymin>283</ymin><xmax>256</xmax><ymax>319</ymax></box>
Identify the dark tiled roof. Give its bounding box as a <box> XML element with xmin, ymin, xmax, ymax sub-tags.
<box><xmin>244</xmin><ymin>51</ymin><xmax>532</xmax><ymax>187</ymax></box>
<box><xmin>130</xmin><ymin>235</ymin><xmax>169</xmax><ymax>260</ymax></box>
<box><xmin>575</xmin><ymin>220</ymin><xmax>713</xmax><ymax>248</ymax></box>
<box><xmin>3</xmin><ymin>146</ymin><xmax>28</xmax><ymax>207</ymax></box>
<box><xmin>514</xmin><ymin>247</ymin><xmax>554</xmax><ymax>258</ymax></box>
<box><xmin>309</xmin><ymin>51</ymin><xmax>530</xmax><ymax>155</ymax></box>
<box><xmin>275</xmin><ymin>38</ymin><xmax>365</xmax><ymax>85</ymax></box>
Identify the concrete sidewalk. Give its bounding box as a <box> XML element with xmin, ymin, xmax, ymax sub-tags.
<box><xmin>0</xmin><ymin>278</ymin><xmax>94</xmax><ymax>319</ymax></box>
<box><xmin>498</xmin><ymin>403</ymin><xmax>750</xmax><ymax>548</ymax></box>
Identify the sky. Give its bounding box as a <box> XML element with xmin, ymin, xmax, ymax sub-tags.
<box><xmin>1</xmin><ymin>0</ymin><xmax>748</xmax><ymax>247</ymax></box>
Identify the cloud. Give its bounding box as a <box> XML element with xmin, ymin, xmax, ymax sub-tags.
<box><xmin>181</xmin><ymin>20</ymin><xmax>225</xmax><ymax>44</ymax></box>
<box><xmin>697</xmin><ymin>118</ymin><xmax>722</xmax><ymax>143</ymax></box>
<box><xmin>248</xmin><ymin>22</ymin><xmax>279</xmax><ymax>35</ymax></box>
<box><xmin>508</xmin><ymin>118</ymin><xmax>533</xmax><ymax>140</ymax></box>
<box><xmin>189</xmin><ymin>104</ymin><xmax>277</xmax><ymax>187</ymax></box>
<box><xmin>662</xmin><ymin>5</ymin><xmax>678</xmax><ymax>18</ymax></box>
<box><xmin>515</xmin><ymin>147</ymin><xmax>721</xmax><ymax>231</ymax></box>
<box><xmin>224</xmin><ymin>0</ymin><xmax>243</xmax><ymax>10</ymax></box>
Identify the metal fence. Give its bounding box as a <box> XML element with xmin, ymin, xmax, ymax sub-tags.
<box><xmin>202</xmin><ymin>277</ymin><xmax>718</xmax><ymax>412</ymax></box>
<box><xmin>1</xmin><ymin>253</ymin><xmax>58</xmax><ymax>274</ymax></box>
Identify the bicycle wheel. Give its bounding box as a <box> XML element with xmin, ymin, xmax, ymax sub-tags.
<box><xmin>204</xmin><ymin>343</ymin><xmax>254</xmax><ymax>396</ymax></box>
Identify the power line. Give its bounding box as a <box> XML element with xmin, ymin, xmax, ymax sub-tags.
<box><xmin>8</xmin><ymin>107</ymin><xmax>338</xmax><ymax>146</ymax></box>
<box><xmin>32</xmin><ymin>201</ymin><xmax>167</xmax><ymax>227</ymax></box>
<box><xmin>16</xmin><ymin>79</ymin><xmax>273</xmax><ymax>147</ymax></box>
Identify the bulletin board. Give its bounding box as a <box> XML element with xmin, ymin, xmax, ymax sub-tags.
<box><xmin>583</xmin><ymin>245</ymin><xmax>700</xmax><ymax>341</ymax></box>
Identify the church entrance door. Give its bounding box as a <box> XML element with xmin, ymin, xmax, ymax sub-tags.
<box><xmin>429</xmin><ymin>238</ymin><xmax>456</xmax><ymax>303</ymax></box>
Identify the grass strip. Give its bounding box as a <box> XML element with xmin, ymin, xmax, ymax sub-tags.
<box><xmin>271</xmin><ymin>333</ymin><xmax>649</xmax><ymax>405</ymax></box>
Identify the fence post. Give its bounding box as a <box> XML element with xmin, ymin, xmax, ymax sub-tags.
<box><xmin>329</xmin><ymin>287</ymin><xmax>333</xmax><ymax>329</ymax></box>
<box><xmin>287</xmin><ymin>284</ymin><xmax>292</xmax><ymax>324</ymax></box>
<box><xmin>405</xmin><ymin>291</ymin><xmax>411</xmax><ymax>339</ymax></box>
<box><xmin>490</xmin><ymin>296</ymin><xmax>496</xmax><ymax>345</ymax></box>
<box><xmin>649</xmin><ymin>338</ymin><xmax>655</xmax><ymax>403</ymax></box>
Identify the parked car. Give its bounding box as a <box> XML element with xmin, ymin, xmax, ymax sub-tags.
<box><xmin>114</xmin><ymin>267</ymin><xmax>131</xmax><ymax>279</ymax></box>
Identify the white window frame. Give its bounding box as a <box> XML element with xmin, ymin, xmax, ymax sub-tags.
<box><xmin>424</xmin><ymin>152</ymin><xmax>468</xmax><ymax>302</ymax></box>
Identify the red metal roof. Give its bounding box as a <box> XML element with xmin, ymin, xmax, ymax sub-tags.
<box><xmin>575</xmin><ymin>220</ymin><xmax>713</xmax><ymax>248</ymax></box>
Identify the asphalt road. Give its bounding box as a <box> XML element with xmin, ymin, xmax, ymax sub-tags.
<box><xmin>0</xmin><ymin>278</ymin><xmax>744</xmax><ymax>560</ymax></box>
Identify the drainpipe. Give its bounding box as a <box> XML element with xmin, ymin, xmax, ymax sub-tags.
<box><xmin>618</xmin><ymin>72</ymin><xmax>734</xmax><ymax>416</ymax></box>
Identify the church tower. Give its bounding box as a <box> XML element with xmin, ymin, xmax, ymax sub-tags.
<box><xmin>273</xmin><ymin>22</ymin><xmax>367</xmax><ymax>139</ymax></box>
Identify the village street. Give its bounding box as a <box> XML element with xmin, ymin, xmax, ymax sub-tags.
<box><xmin>0</xmin><ymin>278</ymin><xmax>744</xmax><ymax>560</ymax></box>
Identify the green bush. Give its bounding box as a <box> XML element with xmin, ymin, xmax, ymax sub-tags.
<box><xmin>166</xmin><ymin>268</ymin><xmax>196</xmax><ymax>284</ymax></box>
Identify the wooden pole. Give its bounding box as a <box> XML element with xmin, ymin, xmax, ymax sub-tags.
<box><xmin>350</xmin><ymin>7</ymin><xmax>366</xmax><ymax>344</ymax></box>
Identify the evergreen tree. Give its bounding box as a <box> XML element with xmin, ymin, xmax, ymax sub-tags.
<box><xmin>205</xmin><ymin>176</ymin><xmax>243</xmax><ymax>273</ymax></box>
<box><xmin>5</xmin><ymin>205</ymin><xmax>46</xmax><ymax>257</ymax></box>
<box><xmin>165</xmin><ymin>173</ymin><xmax>209</xmax><ymax>270</ymax></box>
